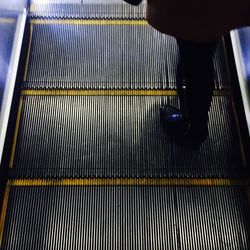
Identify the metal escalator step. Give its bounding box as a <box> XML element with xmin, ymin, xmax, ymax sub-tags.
<box><xmin>29</xmin><ymin>0</ymin><xmax>146</xmax><ymax>19</ymax></box>
<box><xmin>24</xmin><ymin>21</ymin><xmax>229</xmax><ymax>89</ymax></box>
<box><xmin>10</xmin><ymin>94</ymin><xmax>243</xmax><ymax>178</ymax></box>
<box><xmin>1</xmin><ymin>184</ymin><xmax>250</xmax><ymax>249</ymax></box>
<box><xmin>24</xmin><ymin>21</ymin><xmax>172</xmax><ymax>89</ymax></box>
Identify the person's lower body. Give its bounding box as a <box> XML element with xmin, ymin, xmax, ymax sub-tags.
<box><xmin>160</xmin><ymin>37</ymin><xmax>218</xmax><ymax>148</ymax></box>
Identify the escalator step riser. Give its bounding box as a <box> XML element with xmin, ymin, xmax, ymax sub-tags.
<box><xmin>24</xmin><ymin>22</ymin><xmax>229</xmax><ymax>89</ymax></box>
<box><xmin>2</xmin><ymin>186</ymin><xmax>250</xmax><ymax>249</ymax></box>
<box><xmin>10</xmin><ymin>95</ymin><xmax>243</xmax><ymax>178</ymax></box>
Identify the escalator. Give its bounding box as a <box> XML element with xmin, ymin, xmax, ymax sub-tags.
<box><xmin>0</xmin><ymin>1</ymin><xmax>250</xmax><ymax>249</ymax></box>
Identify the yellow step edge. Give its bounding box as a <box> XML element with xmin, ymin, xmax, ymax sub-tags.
<box><xmin>21</xmin><ymin>89</ymin><xmax>178</xmax><ymax>96</ymax></box>
<box><xmin>20</xmin><ymin>89</ymin><xmax>231</xmax><ymax>97</ymax></box>
<box><xmin>9</xmin><ymin>96</ymin><xmax>23</xmax><ymax>168</ymax></box>
<box><xmin>0</xmin><ymin>186</ymin><xmax>11</xmax><ymax>247</ymax></box>
<box><xmin>8</xmin><ymin>178</ymin><xmax>250</xmax><ymax>187</ymax></box>
<box><xmin>213</xmin><ymin>89</ymin><xmax>232</xmax><ymax>96</ymax></box>
<box><xmin>30</xmin><ymin>19</ymin><xmax>148</xmax><ymax>26</ymax></box>
<box><xmin>1</xmin><ymin>177</ymin><xmax>248</xmax><ymax>246</ymax></box>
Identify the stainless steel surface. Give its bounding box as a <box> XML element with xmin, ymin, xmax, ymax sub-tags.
<box><xmin>2</xmin><ymin>185</ymin><xmax>250</xmax><ymax>249</ymax></box>
<box><xmin>25</xmin><ymin>23</ymin><xmax>170</xmax><ymax>89</ymax></box>
<box><xmin>10</xmin><ymin>95</ymin><xmax>243</xmax><ymax>178</ymax></box>
<box><xmin>1</xmin><ymin>2</ymin><xmax>249</xmax><ymax>249</ymax></box>
<box><xmin>25</xmin><ymin>23</ymin><xmax>229</xmax><ymax>90</ymax></box>
<box><xmin>29</xmin><ymin>0</ymin><xmax>146</xmax><ymax>19</ymax></box>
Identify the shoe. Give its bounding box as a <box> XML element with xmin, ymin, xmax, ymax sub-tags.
<box><xmin>178</xmin><ymin>125</ymin><xmax>208</xmax><ymax>150</ymax></box>
<box><xmin>187</xmin><ymin>121</ymin><xmax>209</xmax><ymax>144</ymax></box>
<box><xmin>160</xmin><ymin>105</ymin><xmax>189</xmax><ymax>139</ymax></box>
<box><xmin>123</xmin><ymin>0</ymin><xmax>143</xmax><ymax>5</ymax></box>
<box><xmin>160</xmin><ymin>105</ymin><xmax>208</xmax><ymax>149</ymax></box>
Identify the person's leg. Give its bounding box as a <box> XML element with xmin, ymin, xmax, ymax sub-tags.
<box><xmin>160</xmin><ymin>37</ymin><xmax>218</xmax><ymax>148</ymax></box>
<box><xmin>176</xmin><ymin>38</ymin><xmax>218</xmax><ymax>141</ymax></box>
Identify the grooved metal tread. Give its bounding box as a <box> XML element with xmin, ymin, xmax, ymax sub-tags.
<box><xmin>29</xmin><ymin>0</ymin><xmax>147</xmax><ymax>19</ymax></box>
<box><xmin>2</xmin><ymin>185</ymin><xmax>250</xmax><ymax>249</ymax></box>
<box><xmin>1</xmin><ymin>3</ymin><xmax>249</xmax><ymax>250</ymax></box>
<box><xmin>10</xmin><ymin>95</ymin><xmax>244</xmax><ymax>178</ymax></box>
<box><xmin>24</xmin><ymin>22</ymin><xmax>229</xmax><ymax>89</ymax></box>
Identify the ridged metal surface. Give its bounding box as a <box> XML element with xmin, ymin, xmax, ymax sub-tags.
<box><xmin>2</xmin><ymin>185</ymin><xmax>250</xmax><ymax>249</ymax></box>
<box><xmin>213</xmin><ymin>40</ymin><xmax>231</xmax><ymax>88</ymax></box>
<box><xmin>30</xmin><ymin>0</ymin><xmax>146</xmax><ymax>19</ymax></box>
<box><xmin>10</xmin><ymin>95</ymin><xmax>243</xmax><ymax>178</ymax></box>
<box><xmin>24</xmin><ymin>23</ymin><xmax>229</xmax><ymax>90</ymax></box>
<box><xmin>25</xmin><ymin>23</ymin><xmax>172</xmax><ymax>89</ymax></box>
<box><xmin>1</xmin><ymin>3</ymin><xmax>248</xmax><ymax>250</ymax></box>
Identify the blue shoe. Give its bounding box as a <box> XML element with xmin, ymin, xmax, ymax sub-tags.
<box><xmin>160</xmin><ymin>105</ymin><xmax>189</xmax><ymax>139</ymax></box>
<box><xmin>160</xmin><ymin>105</ymin><xmax>208</xmax><ymax>149</ymax></box>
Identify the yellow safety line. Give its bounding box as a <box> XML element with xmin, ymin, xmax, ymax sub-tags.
<box><xmin>20</xmin><ymin>89</ymin><xmax>231</xmax><ymax>97</ymax></box>
<box><xmin>9</xmin><ymin>96</ymin><xmax>23</xmax><ymax>168</ymax></box>
<box><xmin>9</xmin><ymin>178</ymin><xmax>250</xmax><ymax>187</ymax></box>
<box><xmin>23</xmin><ymin>24</ymin><xmax>33</xmax><ymax>82</ymax></box>
<box><xmin>231</xmin><ymin>98</ymin><xmax>248</xmax><ymax>168</ymax></box>
<box><xmin>0</xmin><ymin>184</ymin><xmax>11</xmax><ymax>247</ymax></box>
<box><xmin>21</xmin><ymin>89</ymin><xmax>178</xmax><ymax>96</ymax></box>
<box><xmin>0</xmin><ymin>18</ymin><xmax>16</xmax><ymax>24</ymax></box>
<box><xmin>213</xmin><ymin>89</ymin><xmax>232</xmax><ymax>96</ymax></box>
<box><xmin>30</xmin><ymin>19</ymin><xmax>148</xmax><ymax>26</ymax></box>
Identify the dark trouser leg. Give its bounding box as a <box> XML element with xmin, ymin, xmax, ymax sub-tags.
<box><xmin>176</xmin><ymin>38</ymin><xmax>218</xmax><ymax>139</ymax></box>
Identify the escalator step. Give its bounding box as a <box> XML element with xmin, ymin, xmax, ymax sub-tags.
<box><xmin>10</xmin><ymin>94</ymin><xmax>244</xmax><ymax>178</ymax></box>
<box><xmin>30</xmin><ymin>0</ymin><xmax>146</xmax><ymax>19</ymax></box>
<box><xmin>24</xmin><ymin>21</ymin><xmax>229</xmax><ymax>89</ymax></box>
<box><xmin>2</xmin><ymin>184</ymin><xmax>250</xmax><ymax>249</ymax></box>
